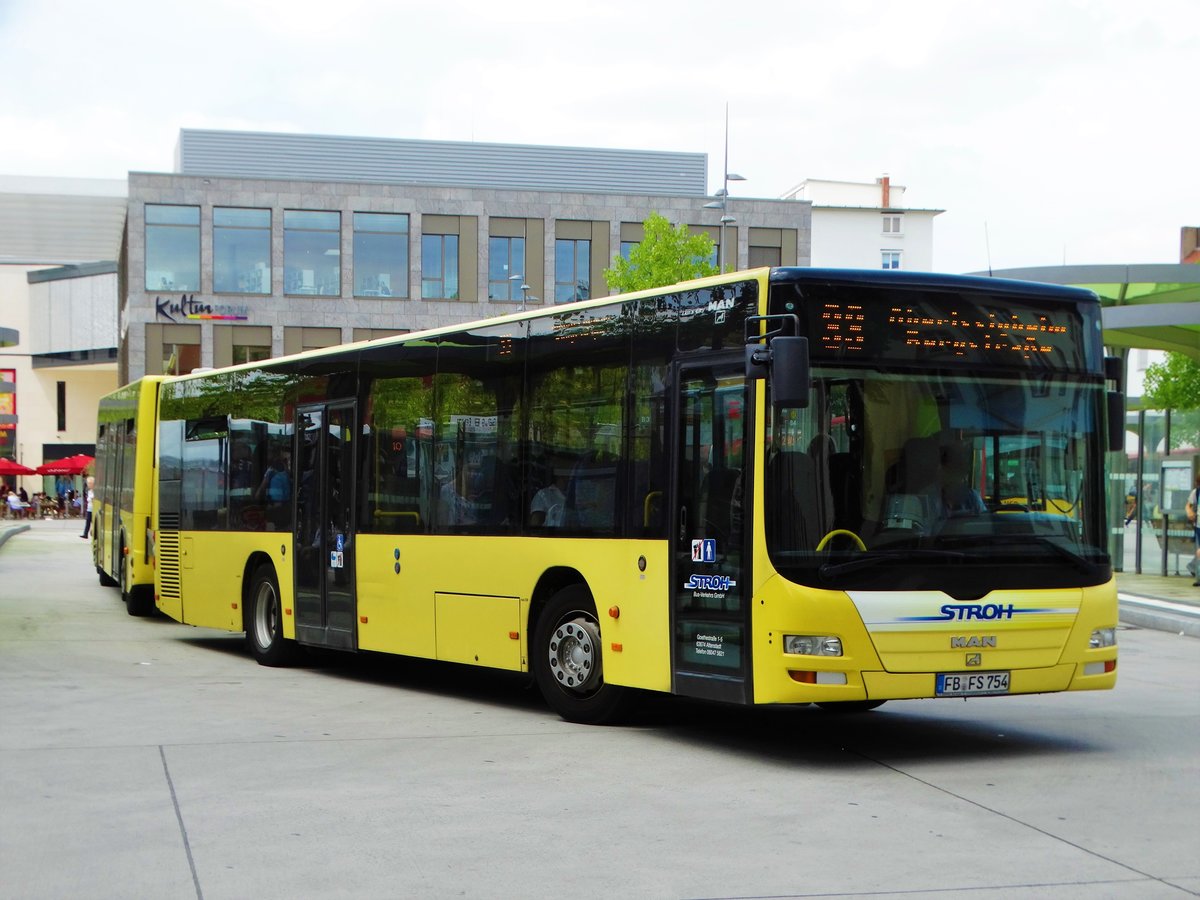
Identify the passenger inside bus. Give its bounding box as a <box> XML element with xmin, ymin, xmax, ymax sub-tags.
<box><xmin>530</xmin><ymin>468</ymin><xmax>568</xmax><ymax>527</ymax></box>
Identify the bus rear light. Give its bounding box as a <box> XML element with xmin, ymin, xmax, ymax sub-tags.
<box><xmin>788</xmin><ymin>670</ymin><xmax>849</xmax><ymax>685</ymax></box>
<box><xmin>1083</xmin><ymin>660</ymin><xmax>1116</xmax><ymax>676</ymax></box>
<box><xmin>783</xmin><ymin>634</ymin><xmax>842</xmax><ymax>657</ymax></box>
<box><xmin>1089</xmin><ymin>628</ymin><xmax>1116</xmax><ymax>649</ymax></box>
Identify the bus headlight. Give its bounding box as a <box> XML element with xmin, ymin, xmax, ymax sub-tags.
<box><xmin>783</xmin><ymin>635</ymin><xmax>843</xmax><ymax>657</ymax></box>
<box><xmin>1089</xmin><ymin>627</ymin><xmax>1116</xmax><ymax>649</ymax></box>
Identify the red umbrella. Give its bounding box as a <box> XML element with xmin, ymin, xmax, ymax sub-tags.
<box><xmin>36</xmin><ymin>454</ymin><xmax>95</xmax><ymax>476</ymax></box>
<box><xmin>0</xmin><ymin>457</ymin><xmax>37</xmax><ymax>476</ymax></box>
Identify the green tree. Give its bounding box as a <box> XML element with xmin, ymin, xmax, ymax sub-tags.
<box><xmin>1141</xmin><ymin>352</ymin><xmax>1200</xmax><ymax>410</ymax></box>
<box><xmin>603</xmin><ymin>212</ymin><xmax>717</xmax><ymax>293</ymax></box>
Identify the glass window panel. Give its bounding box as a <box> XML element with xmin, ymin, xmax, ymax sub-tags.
<box><xmin>146</xmin><ymin>204</ymin><xmax>199</xmax><ymax>226</ymax></box>
<box><xmin>284</xmin><ymin>210</ymin><xmax>340</xmax><ymax>230</ymax></box>
<box><xmin>232</xmin><ymin>344</ymin><xmax>272</xmax><ymax>365</ymax></box>
<box><xmin>354</xmin><ymin>212</ymin><xmax>409</xmax><ymax>233</ymax></box>
<box><xmin>284</xmin><ymin>210</ymin><xmax>341</xmax><ymax>296</ymax></box>
<box><xmin>354</xmin><ymin>212</ymin><xmax>409</xmax><ymax>298</ymax></box>
<box><xmin>749</xmin><ymin>245</ymin><xmax>781</xmax><ymax>268</ymax></box>
<box><xmin>163</xmin><ymin>343</ymin><xmax>201</xmax><ymax>376</ymax></box>
<box><xmin>214</xmin><ymin>207</ymin><xmax>271</xmax><ymax>294</ymax></box>
<box><xmin>422</xmin><ymin>234</ymin><xmax>459</xmax><ymax>299</ymax></box>
<box><xmin>488</xmin><ymin>236</ymin><xmax>525</xmax><ymax>300</ymax></box>
<box><xmin>145</xmin><ymin>204</ymin><xmax>200</xmax><ymax>292</ymax></box>
<box><xmin>555</xmin><ymin>238</ymin><xmax>590</xmax><ymax>303</ymax></box>
<box><xmin>215</xmin><ymin>208</ymin><xmax>269</xmax><ymax>228</ymax></box>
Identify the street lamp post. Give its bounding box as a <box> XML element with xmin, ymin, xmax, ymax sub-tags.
<box><xmin>510</xmin><ymin>273</ymin><xmax>535</xmax><ymax>311</ymax></box>
<box><xmin>703</xmin><ymin>104</ymin><xmax>746</xmax><ymax>273</ymax></box>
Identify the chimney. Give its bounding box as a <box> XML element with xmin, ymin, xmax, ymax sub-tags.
<box><xmin>880</xmin><ymin>174</ymin><xmax>891</xmax><ymax>209</ymax></box>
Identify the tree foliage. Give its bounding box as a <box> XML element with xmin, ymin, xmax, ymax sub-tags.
<box><xmin>1141</xmin><ymin>352</ymin><xmax>1200</xmax><ymax>410</ymax></box>
<box><xmin>603</xmin><ymin>212</ymin><xmax>717</xmax><ymax>294</ymax></box>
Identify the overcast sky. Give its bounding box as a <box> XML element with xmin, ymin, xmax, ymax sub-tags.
<box><xmin>0</xmin><ymin>0</ymin><xmax>1194</xmax><ymax>274</ymax></box>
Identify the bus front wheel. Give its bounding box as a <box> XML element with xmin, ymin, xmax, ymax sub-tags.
<box><xmin>247</xmin><ymin>564</ymin><xmax>298</xmax><ymax>667</ymax></box>
<box><xmin>533</xmin><ymin>585</ymin><xmax>632</xmax><ymax>725</ymax></box>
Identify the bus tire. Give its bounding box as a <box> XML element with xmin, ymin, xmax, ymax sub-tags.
<box><xmin>126</xmin><ymin>585</ymin><xmax>155</xmax><ymax>617</ymax></box>
<box><xmin>247</xmin><ymin>564</ymin><xmax>298</xmax><ymax>667</ymax></box>
<box><xmin>120</xmin><ymin>547</ymin><xmax>152</xmax><ymax>616</ymax></box>
<box><xmin>533</xmin><ymin>585</ymin><xmax>632</xmax><ymax>725</ymax></box>
<box><xmin>815</xmin><ymin>700</ymin><xmax>887</xmax><ymax>713</ymax></box>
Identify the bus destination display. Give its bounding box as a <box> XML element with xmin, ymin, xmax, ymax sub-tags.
<box><xmin>807</xmin><ymin>294</ymin><xmax>1085</xmax><ymax>367</ymax></box>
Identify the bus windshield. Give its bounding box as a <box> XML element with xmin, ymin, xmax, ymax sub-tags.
<box><xmin>765</xmin><ymin>365</ymin><xmax>1110</xmax><ymax>594</ymax></box>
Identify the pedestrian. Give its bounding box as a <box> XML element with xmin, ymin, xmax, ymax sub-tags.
<box><xmin>80</xmin><ymin>476</ymin><xmax>95</xmax><ymax>539</ymax></box>
<box><xmin>1187</xmin><ymin>475</ymin><xmax>1200</xmax><ymax>586</ymax></box>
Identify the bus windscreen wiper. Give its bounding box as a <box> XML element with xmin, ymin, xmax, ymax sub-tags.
<box><xmin>819</xmin><ymin>549</ymin><xmax>967</xmax><ymax>579</ymax></box>
<box><xmin>980</xmin><ymin>535</ymin><xmax>1099</xmax><ymax>574</ymax></box>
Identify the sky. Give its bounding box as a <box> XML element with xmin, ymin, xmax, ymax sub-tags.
<box><xmin>0</xmin><ymin>0</ymin><xmax>1195</xmax><ymax>274</ymax></box>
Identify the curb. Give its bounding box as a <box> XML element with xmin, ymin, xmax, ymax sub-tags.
<box><xmin>1119</xmin><ymin>594</ymin><xmax>1200</xmax><ymax>638</ymax></box>
<box><xmin>0</xmin><ymin>524</ymin><xmax>32</xmax><ymax>552</ymax></box>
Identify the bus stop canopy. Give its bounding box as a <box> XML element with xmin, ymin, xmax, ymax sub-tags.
<box><xmin>981</xmin><ymin>265</ymin><xmax>1200</xmax><ymax>361</ymax></box>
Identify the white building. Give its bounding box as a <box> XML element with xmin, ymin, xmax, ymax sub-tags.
<box><xmin>781</xmin><ymin>176</ymin><xmax>942</xmax><ymax>271</ymax></box>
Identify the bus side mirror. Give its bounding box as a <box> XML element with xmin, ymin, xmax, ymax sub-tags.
<box><xmin>1104</xmin><ymin>355</ymin><xmax>1124</xmax><ymax>453</ymax></box>
<box><xmin>746</xmin><ymin>336</ymin><xmax>810</xmax><ymax>408</ymax></box>
<box><xmin>1107</xmin><ymin>391</ymin><xmax>1125</xmax><ymax>453</ymax></box>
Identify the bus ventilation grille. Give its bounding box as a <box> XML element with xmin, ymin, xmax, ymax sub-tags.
<box><xmin>157</xmin><ymin>530</ymin><xmax>181</xmax><ymax>601</ymax></box>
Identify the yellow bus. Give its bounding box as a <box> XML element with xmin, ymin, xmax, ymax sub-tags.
<box><xmin>152</xmin><ymin>269</ymin><xmax>1121</xmax><ymax>723</ymax></box>
<box><xmin>94</xmin><ymin>376</ymin><xmax>166</xmax><ymax>616</ymax></box>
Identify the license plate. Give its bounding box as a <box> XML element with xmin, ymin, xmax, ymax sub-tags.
<box><xmin>936</xmin><ymin>671</ymin><xmax>1010</xmax><ymax>697</ymax></box>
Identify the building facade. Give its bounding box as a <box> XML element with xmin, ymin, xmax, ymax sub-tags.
<box><xmin>0</xmin><ymin>176</ymin><xmax>125</xmax><ymax>474</ymax></box>
<box><xmin>781</xmin><ymin>176</ymin><xmax>941</xmax><ymax>271</ymax></box>
<box><xmin>121</xmin><ymin>130</ymin><xmax>812</xmax><ymax>381</ymax></box>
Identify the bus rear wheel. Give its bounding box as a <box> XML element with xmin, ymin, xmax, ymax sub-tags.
<box><xmin>247</xmin><ymin>564</ymin><xmax>298</xmax><ymax>667</ymax></box>
<box><xmin>533</xmin><ymin>585</ymin><xmax>632</xmax><ymax>725</ymax></box>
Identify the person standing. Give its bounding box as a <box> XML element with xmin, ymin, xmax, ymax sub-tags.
<box><xmin>1187</xmin><ymin>475</ymin><xmax>1200</xmax><ymax>586</ymax></box>
<box><xmin>80</xmin><ymin>476</ymin><xmax>95</xmax><ymax>539</ymax></box>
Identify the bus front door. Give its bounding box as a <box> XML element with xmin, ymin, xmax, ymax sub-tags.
<box><xmin>293</xmin><ymin>402</ymin><xmax>357</xmax><ymax>651</ymax></box>
<box><xmin>671</xmin><ymin>362</ymin><xmax>750</xmax><ymax>705</ymax></box>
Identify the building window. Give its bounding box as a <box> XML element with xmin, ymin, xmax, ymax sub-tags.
<box><xmin>488</xmin><ymin>236</ymin><xmax>526</xmax><ymax>300</ymax></box>
<box><xmin>145</xmin><ymin>204</ymin><xmax>200</xmax><ymax>292</ymax></box>
<box><xmin>231</xmin><ymin>344</ymin><xmax>272</xmax><ymax>366</ymax></box>
<box><xmin>56</xmin><ymin>382</ymin><xmax>66</xmax><ymax>432</ymax></box>
<box><xmin>422</xmin><ymin>234</ymin><xmax>459</xmax><ymax>299</ymax></box>
<box><xmin>213</xmin><ymin>207</ymin><xmax>271</xmax><ymax>294</ymax></box>
<box><xmin>554</xmin><ymin>239</ymin><xmax>590</xmax><ymax>303</ymax></box>
<box><xmin>284</xmin><ymin>210</ymin><xmax>341</xmax><ymax>296</ymax></box>
<box><xmin>882</xmin><ymin>250</ymin><xmax>902</xmax><ymax>270</ymax></box>
<box><xmin>620</xmin><ymin>241</ymin><xmax>638</xmax><ymax>261</ymax></box>
<box><xmin>749</xmin><ymin>245</ymin><xmax>781</xmax><ymax>267</ymax></box>
<box><xmin>883</xmin><ymin>215</ymin><xmax>903</xmax><ymax>234</ymax></box>
<box><xmin>353</xmin><ymin>213</ymin><xmax>409</xmax><ymax>298</ymax></box>
<box><xmin>163</xmin><ymin>342</ymin><xmax>201</xmax><ymax>376</ymax></box>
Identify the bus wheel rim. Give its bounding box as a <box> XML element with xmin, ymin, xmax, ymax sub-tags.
<box><xmin>548</xmin><ymin>615</ymin><xmax>601</xmax><ymax>694</ymax></box>
<box><xmin>254</xmin><ymin>582</ymin><xmax>277</xmax><ymax>648</ymax></box>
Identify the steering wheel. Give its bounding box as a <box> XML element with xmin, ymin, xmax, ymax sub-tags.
<box><xmin>815</xmin><ymin>529</ymin><xmax>867</xmax><ymax>552</ymax></box>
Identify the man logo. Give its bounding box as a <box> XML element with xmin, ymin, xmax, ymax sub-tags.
<box><xmin>951</xmin><ymin>635</ymin><xmax>997</xmax><ymax>649</ymax></box>
<box><xmin>965</xmin><ymin>653</ymin><xmax>982</xmax><ymax>667</ymax></box>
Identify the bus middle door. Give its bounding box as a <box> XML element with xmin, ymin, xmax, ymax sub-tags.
<box><xmin>293</xmin><ymin>402</ymin><xmax>357</xmax><ymax>651</ymax></box>
<box><xmin>671</xmin><ymin>359</ymin><xmax>750</xmax><ymax>705</ymax></box>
